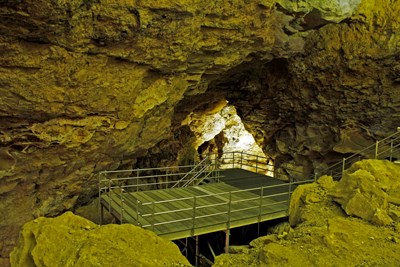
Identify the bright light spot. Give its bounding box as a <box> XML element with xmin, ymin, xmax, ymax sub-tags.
<box><xmin>233</xmin><ymin>132</ymin><xmax>255</xmax><ymax>151</ymax></box>
<box><xmin>183</xmin><ymin>104</ymin><xmax>274</xmax><ymax>176</ymax></box>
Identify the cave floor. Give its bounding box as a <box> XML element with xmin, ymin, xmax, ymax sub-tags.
<box><xmin>100</xmin><ymin>169</ymin><xmax>292</xmax><ymax>240</ymax></box>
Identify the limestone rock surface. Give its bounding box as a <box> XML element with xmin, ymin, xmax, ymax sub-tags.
<box><xmin>330</xmin><ymin>159</ymin><xmax>400</xmax><ymax>225</ymax></box>
<box><xmin>10</xmin><ymin>212</ymin><xmax>190</xmax><ymax>267</ymax></box>
<box><xmin>1</xmin><ymin>0</ymin><xmax>400</xmax><ymax>265</ymax></box>
<box><xmin>213</xmin><ymin>160</ymin><xmax>400</xmax><ymax>267</ymax></box>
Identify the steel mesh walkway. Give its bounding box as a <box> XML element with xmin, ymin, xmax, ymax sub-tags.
<box><xmin>100</xmin><ymin>168</ymin><xmax>308</xmax><ymax>240</ymax></box>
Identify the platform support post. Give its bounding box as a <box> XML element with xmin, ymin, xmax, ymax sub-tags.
<box><xmin>195</xmin><ymin>236</ymin><xmax>199</xmax><ymax>267</ymax></box>
<box><xmin>185</xmin><ymin>238</ymin><xmax>188</xmax><ymax>258</ymax></box>
<box><xmin>225</xmin><ymin>229</ymin><xmax>230</xmax><ymax>254</ymax></box>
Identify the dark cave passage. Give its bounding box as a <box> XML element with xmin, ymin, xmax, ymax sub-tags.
<box><xmin>174</xmin><ymin>218</ymin><xmax>287</xmax><ymax>266</ymax></box>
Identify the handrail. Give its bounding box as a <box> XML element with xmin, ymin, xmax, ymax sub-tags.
<box><xmin>99</xmin><ymin>150</ymin><xmax>302</xmax><ymax>228</ymax></box>
<box><xmin>136</xmin><ymin>180</ymin><xmax>295</xmax><ymax>232</ymax></box>
<box><xmin>181</xmin><ymin>162</ymin><xmax>214</xmax><ymax>187</ymax></box>
<box><xmin>313</xmin><ymin>128</ymin><xmax>400</xmax><ymax>180</ymax></box>
<box><xmin>171</xmin><ymin>156</ymin><xmax>211</xmax><ymax>188</ymax></box>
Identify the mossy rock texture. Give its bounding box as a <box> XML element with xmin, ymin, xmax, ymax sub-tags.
<box><xmin>214</xmin><ymin>160</ymin><xmax>400</xmax><ymax>267</ymax></box>
<box><xmin>10</xmin><ymin>212</ymin><xmax>191</xmax><ymax>267</ymax></box>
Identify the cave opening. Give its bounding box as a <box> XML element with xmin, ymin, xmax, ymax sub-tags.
<box><xmin>181</xmin><ymin>100</ymin><xmax>274</xmax><ymax>176</ymax></box>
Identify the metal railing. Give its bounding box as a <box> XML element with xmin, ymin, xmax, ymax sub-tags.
<box><xmin>313</xmin><ymin>128</ymin><xmax>400</xmax><ymax>180</ymax></box>
<box><xmin>99</xmin><ymin>163</ymin><xmax>221</xmax><ymax>194</ymax></box>
<box><xmin>104</xmin><ymin>178</ymin><xmax>313</xmax><ymax>230</ymax></box>
<box><xmin>98</xmin><ymin>151</ymin><xmax>314</xmax><ymax>227</ymax></box>
<box><xmin>218</xmin><ymin>151</ymin><xmax>273</xmax><ymax>175</ymax></box>
<box><xmin>171</xmin><ymin>156</ymin><xmax>217</xmax><ymax>188</ymax></box>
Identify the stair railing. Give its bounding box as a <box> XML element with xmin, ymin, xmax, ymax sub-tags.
<box><xmin>181</xmin><ymin>161</ymin><xmax>214</xmax><ymax>187</ymax></box>
<box><xmin>314</xmin><ymin>127</ymin><xmax>400</xmax><ymax>180</ymax></box>
<box><xmin>171</xmin><ymin>156</ymin><xmax>212</xmax><ymax>188</ymax></box>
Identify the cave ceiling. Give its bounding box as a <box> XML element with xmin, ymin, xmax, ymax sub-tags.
<box><xmin>0</xmin><ymin>0</ymin><xmax>400</xmax><ymax>265</ymax></box>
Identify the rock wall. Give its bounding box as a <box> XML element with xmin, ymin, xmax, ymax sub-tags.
<box><xmin>216</xmin><ymin>0</ymin><xmax>400</xmax><ymax>178</ymax></box>
<box><xmin>0</xmin><ymin>0</ymin><xmax>398</xmax><ymax>265</ymax></box>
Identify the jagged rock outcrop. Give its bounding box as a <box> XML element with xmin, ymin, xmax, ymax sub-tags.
<box><xmin>330</xmin><ymin>160</ymin><xmax>400</xmax><ymax>225</ymax></box>
<box><xmin>10</xmin><ymin>211</ymin><xmax>190</xmax><ymax>267</ymax></box>
<box><xmin>1</xmin><ymin>0</ymin><xmax>399</xmax><ymax>265</ymax></box>
<box><xmin>213</xmin><ymin>160</ymin><xmax>400</xmax><ymax>266</ymax></box>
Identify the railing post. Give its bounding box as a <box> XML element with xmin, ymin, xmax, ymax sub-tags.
<box><xmin>192</xmin><ymin>196</ymin><xmax>197</xmax><ymax>236</ymax></box>
<box><xmin>108</xmin><ymin>179</ymin><xmax>112</xmax><ymax>212</ymax></box>
<box><xmin>342</xmin><ymin>158</ymin><xmax>346</xmax><ymax>175</ymax></box>
<box><xmin>390</xmin><ymin>141</ymin><xmax>394</xmax><ymax>161</ymax></box>
<box><xmin>136</xmin><ymin>170</ymin><xmax>139</xmax><ymax>192</ymax></box>
<box><xmin>375</xmin><ymin>140</ymin><xmax>379</xmax><ymax>159</ymax></box>
<box><xmin>240</xmin><ymin>151</ymin><xmax>243</xmax><ymax>169</ymax></box>
<box><xmin>120</xmin><ymin>190</ymin><xmax>124</xmax><ymax>224</ymax></box>
<box><xmin>151</xmin><ymin>201</ymin><xmax>155</xmax><ymax>231</ymax></box>
<box><xmin>136</xmin><ymin>199</ymin><xmax>141</xmax><ymax>226</ymax></box>
<box><xmin>227</xmin><ymin>192</ymin><xmax>232</xmax><ymax>229</ymax></box>
<box><xmin>232</xmin><ymin>152</ymin><xmax>235</xmax><ymax>168</ymax></box>
<box><xmin>287</xmin><ymin>178</ymin><xmax>292</xmax><ymax>213</ymax></box>
<box><xmin>258</xmin><ymin>186</ymin><xmax>264</xmax><ymax>221</ymax></box>
<box><xmin>98</xmin><ymin>172</ymin><xmax>103</xmax><ymax>225</ymax></box>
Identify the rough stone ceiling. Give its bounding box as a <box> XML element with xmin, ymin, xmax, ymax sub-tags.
<box><xmin>1</xmin><ymin>0</ymin><xmax>400</xmax><ymax>265</ymax></box>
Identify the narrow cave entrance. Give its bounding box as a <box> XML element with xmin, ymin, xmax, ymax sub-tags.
<box><xmin>182</xmin><ymin>100</ymin><xmax>274</xmax><ymax>176</ymax></box>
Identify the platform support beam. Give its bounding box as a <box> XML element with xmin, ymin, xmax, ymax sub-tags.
<box><xmin>225</xmin><ymin>229</ymin><xmax>230</xmax><ymax>254</ymax></box>
<box><xmin>195</xmin><ymin>235</ymin><xmax>199</xmax><ymax>267</ymax></box>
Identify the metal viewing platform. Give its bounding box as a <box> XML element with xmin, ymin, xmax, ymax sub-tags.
<box><xmin>98</xmin><ymin>152</ymin><xmax>313</xmax><ymax>240</ymax></box>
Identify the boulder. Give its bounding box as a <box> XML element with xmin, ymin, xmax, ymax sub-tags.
<box><xmin>10</xmin><ymin>212</ymin><xmax>190</xmax><ymax>267</ymax></box>
<box><xmin>330</xmin><ymin>159</ymin><xmax>400</xmax><ymax>225</ymax></box>
<box><xmin>289</xmin><ymin>175</ymin><xmax>339</xmax><ymax>226</ymax></box>
<box><xmin>214</xmin><ymin>160</ymin><xmax>400</xmax><ymax>267</ymax></box>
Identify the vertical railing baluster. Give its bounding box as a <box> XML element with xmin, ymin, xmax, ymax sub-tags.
<box><xmin>151</xmin><ymin>201</ymin><xmax>155</xmax><ymax>231</ymax></box>
<box><xmin>120</xmin><ymin>189</ymin><xmax>124</xmax><ymax>224</ymax></box>
<box><xmin>227</xmin><ymin>192</ymin><xmax>232</xmax><ymax>229</ymax></box>
<box><xmin>375</xmin><ymin>140</ymin><xmax>379</xmax><ymax>159</ymax></box>
<box><xmin>108</xmin><ymin>179</ymin><xmax>112</xmax><ymax>212</ymax></box>
<box><xmin>342</xmin><ymin>158</ymin><xmax>346</xmax><ymax>175</ymax></box>
<box><xmin>136</xmin><ymin>199</ymin><xmax>140</xmax><ymax>226</ymax></box>
<box><xmin>98</xmin><ymin>172</ymin><xmax>103</xmax><ymax>225</ymax></box>
<box><xmin>136</xmin><ymin>170</ymin><xmax>139</xmax><ymax>192</ymax></box>
<box><xmin>390</xmin><ymin>141</ymin><xmax>394</xmax><ymax>161</ymax></box>
<box><xmin>192</xmin><ymin>196</ymin><xmax>197</xmax><ymax>236</ymax></box>
<box><xmin>287</xmin><ymin>177</ymin><xmax>292</xmax><ymax>213</ymax></box>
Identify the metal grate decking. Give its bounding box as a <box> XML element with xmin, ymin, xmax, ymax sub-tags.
<box><xmin>100</xmin><ymin>168</ymin><xmax>301</xmax><ymax>240</ymax></box>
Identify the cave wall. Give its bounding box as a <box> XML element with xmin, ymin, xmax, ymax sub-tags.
<box><xmin>211</xmin><ymin>0</ymin><xmax>400</xmax><ymax>178</ymax></box>
<box><xmin>0</xmin><ymin>0</ymin><xmax>399</xmax><ymax>265</ymax></box>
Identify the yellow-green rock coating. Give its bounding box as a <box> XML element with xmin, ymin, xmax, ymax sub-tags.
<box><xmin>214</xmin><ymin>160</ymin><xmax>400</xmax><ymax>267</ymax></box>
<box><xmin>1</xmin><ymin>0</ymin><xmax>400</xmax><ymax>265</ymax></box>
<box><xmin>10</xmin><ymin>212</ymin><xmax>191</xmax><ymax>267</ymax></box>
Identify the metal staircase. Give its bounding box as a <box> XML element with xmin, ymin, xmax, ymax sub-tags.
<box><xmin>313</xmin><ymin>127</ymin><xmax>400</xmax><ymax>180</ymax></box>
<box><xmin>171</xmin><ymin>156</ymin><xmax>219</xmax><ymax>188</ymax></box>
